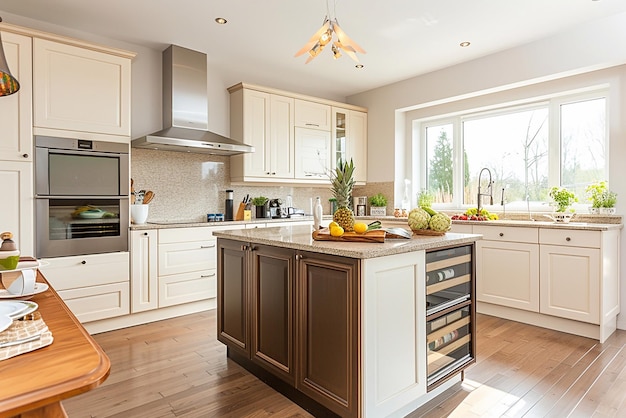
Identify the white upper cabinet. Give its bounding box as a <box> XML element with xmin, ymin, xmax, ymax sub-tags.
<box><xmin>230</xmin><ymin>88</ymin><xmax>295</xmax><ymax>181</ymax></box>
<box><xmin>0</xmin><ymin>31</ymin><xmax>32</xmax><ymax>162</ymax></box>
<box><xmin>332</xmin><ymin>107</ymin><xmax>367</xmax><ymax>184</ymax></box>
<box><xmin>295</xmin><ymin>99</ymin><xmax>331</xmax><ymax>131</ymax></box>
<box><xmin>294</xmin><ymin>127</ymin><xmax>330</xmax><ymax>179</ymax></box>
<box><xmin>33</xmin><ymin>38</ymin><xmax>132</xmax><ymax>140</ymax></box>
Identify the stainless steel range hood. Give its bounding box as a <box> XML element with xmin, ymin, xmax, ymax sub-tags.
<box><xmin>132</xmin><ymin>45</ymin><xmax>254</xmax><ymax>155</ymax></box>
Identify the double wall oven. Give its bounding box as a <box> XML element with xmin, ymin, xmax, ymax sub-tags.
<box><xmin>35</xmin><ymin>136</ymin><xmax>129</xmax><ymax>258</ymax></box>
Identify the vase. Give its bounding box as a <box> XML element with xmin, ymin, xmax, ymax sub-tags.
<box><xmin>131</xmin><ymin>204</ymin><xmax>149</xmax><ymax>224</ymax></box>
<box><xmin>600</xmin><ymin>207</ymin><xmax>616</xmax><ymax>215</ymax></box>
<box><xmin>370</xmin><ymin>206</ymin><xmax>386</xmax><ymax>216</ymax></box>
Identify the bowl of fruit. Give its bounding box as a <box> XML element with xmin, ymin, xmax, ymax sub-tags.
<box><xmin>450</xmin><ymin>208</ymin><xmax>498</xmax><ymax>221</ymax></box>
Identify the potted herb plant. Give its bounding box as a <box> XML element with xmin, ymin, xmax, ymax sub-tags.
<box><xmin>369</xmin><ymin>193</ymin><xmax>388</xmax><ymax>216</ymax></box>
<box><xmin>251</xmin><ymin>196</ymin><xmax>269</xmax><ymax>218</ymax></box>
<box><xmin>585</xmin><ymin>181</ymin><xmax>607</xmax><ymax>214</ymax></box>
<box><xmin>549</xmin><ymin>186</ymin><xmax>577</xmax><ymax>222</ymax></box>
<box><xmin>600</xmin><ymin>190</ymin><xmax>617</xmax><ymax>215</ymax></box>
<box><xmin>417</xmin><ymin>189</ymin><xmax>434</xmax><ymax>208</ymax></box>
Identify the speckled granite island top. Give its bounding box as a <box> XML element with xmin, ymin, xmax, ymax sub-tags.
<box><xmin>212</xmin><ymin>225</ymin><xmax>482</xmax><ymax>259</ymax></box>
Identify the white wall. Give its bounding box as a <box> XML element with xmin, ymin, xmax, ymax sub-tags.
<box><xmin>347</xmin><ymin>11</ymin><xmax>626</xmax><ymax>329</ymax></box>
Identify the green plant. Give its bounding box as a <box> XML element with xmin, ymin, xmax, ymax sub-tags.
<box><xmin>549</xmin><ymin>187</ymin><xmax>577</xmax><ymax>212</ymax></box>
<box><xmin>585</xmin><ymin>181</ymin><xmax>608</xmax><ymax>208</ymax></box>
<box><xmin>369</xmin><ymin>193</ymin><xmax>388</xmax><ymax>207</ymax></box>
<box><xmin>602</xmin><ymin>190</ymin><xmax>617</xmax><ymax>208</ymax></box>
<box><xmin>250</xmin><ymin>196</ymin><xmax>269</xmax><ymax>206</ymax></box>
<box><xmin>417</xmin><ymin>189</ymin><xmax>434</xmax><ymax>208</ymax></box>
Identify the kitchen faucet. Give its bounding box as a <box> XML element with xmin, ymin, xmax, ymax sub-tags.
<box><xmin>477</xmin><ymin>168</ymin><xmax>494</xmax><ymax>213</ymax></box>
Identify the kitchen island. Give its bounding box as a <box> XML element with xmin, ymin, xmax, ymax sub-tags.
<box><xmin>214</xmin><ymin>225</ymin><xmax>481</xmax><ymax>417</ymax></box>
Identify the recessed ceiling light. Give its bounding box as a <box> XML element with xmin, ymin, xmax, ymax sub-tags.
<box><xmin>215</xmin><ymin>17</ymin><xmax>227</xmax><ymax>25</ymax></box>
<box><xmin>460</xmin><ymin>41</ymin><xmax>471</xmax><ymax>47</ymax></box>
<box><xmin>356</xmin><ymin>64</ymin><xmax>364</xmax><ymax>69</ymax></box>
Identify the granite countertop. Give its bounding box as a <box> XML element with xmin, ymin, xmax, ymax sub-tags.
<box><xmin>212</xmin><ymin>225</ymin><xmax>481</xmax><ymax>259</ymax></box>
<box><xmin>129</xmin><ymin>216</ymin><xmax>314</xmax><ymax>230</ymax></box>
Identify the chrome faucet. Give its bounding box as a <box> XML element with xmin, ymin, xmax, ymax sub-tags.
<box><xmin>477</xmin><ymin>168</ymin><xmax>494</xmax><ymax>213</ymax></box>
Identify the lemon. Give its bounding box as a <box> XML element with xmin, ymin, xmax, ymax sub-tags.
<box><xmin>353</xmin><ymin>222</ymin><xmax>368</xmax><ymax>234</ymax></box>
<box><xmin>330</xmin><ymin>226</ymin><xmax>344</xmax><ymax>237</ymax></box>
<box><xmin>328</xmin><ymin>221</ymin><xmax>339</xmax><ymax>229</ymax></box>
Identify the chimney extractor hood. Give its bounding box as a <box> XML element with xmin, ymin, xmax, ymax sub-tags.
<box><xmin>132</xmin><ymin>45</ymin><xmax>254</xmax><ymax>155</ymax></box>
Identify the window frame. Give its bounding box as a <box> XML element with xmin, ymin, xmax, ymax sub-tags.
<box><xmin>416</xmin><ymin>88</ymin><xmax>609</xmax><ymax>212</ymax></box>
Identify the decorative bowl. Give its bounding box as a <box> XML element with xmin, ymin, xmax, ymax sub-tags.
<box><xmin>0</xmin><ymin>250</ymin><xmax>20</xmax><ymax>270</ymax></box>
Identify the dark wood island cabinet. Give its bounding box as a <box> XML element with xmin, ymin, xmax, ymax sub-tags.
<box><xmin>215</xmin><ymin>225</ymin><xmax>480</xmax><ymax>417</ymax></box>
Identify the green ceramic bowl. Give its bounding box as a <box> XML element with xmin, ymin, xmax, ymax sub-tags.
<box><xmin>0</xmin><ymin>252</ymin><xmax>20</xmax><ymax>270</ymax></box>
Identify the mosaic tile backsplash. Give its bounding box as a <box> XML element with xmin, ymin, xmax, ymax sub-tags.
<box><xmin>131</xmin><ymin>149</ymin><xmax>394</xmax><ymax>222</ymax></box>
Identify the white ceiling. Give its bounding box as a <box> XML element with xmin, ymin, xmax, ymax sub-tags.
<box><xmin>2</xmin><ymin>0</ymin><xmax>626</xmax><ymax>99</ymax></box>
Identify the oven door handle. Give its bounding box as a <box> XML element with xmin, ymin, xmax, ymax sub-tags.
<box><xmin>35</xmin><ymin>195</ymin><xmax>130</xmax><ymax>199</ymax></box>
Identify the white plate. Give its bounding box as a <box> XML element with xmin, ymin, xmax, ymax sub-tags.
<box><xmin>0</xmin><ymin>301</ymin><xmax>38</xmax><ymax>318</ymax></box>
<box><xmin>0</xmin><ymin>283</ymin><xmax>49</xmax><ymax>300</ymax></box>
<box><xmin>0</xmin><ymin>315</ymin><xmax>11</xmax><ymax>333</ymax></box>
<box><xmin>0</xmin><ymin>259</ymin><xmax>44</xmax><ymax>273</ymax></box>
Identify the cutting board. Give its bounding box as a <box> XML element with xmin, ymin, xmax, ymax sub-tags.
<box><xmin>312</xmin><ymin>228</ymin><xmax>386</xmax><ymax>243</ymax></box>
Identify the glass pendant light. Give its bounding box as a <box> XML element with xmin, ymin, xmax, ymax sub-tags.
<box><xmin>0</xmin><ymin>17</ymin><xmax>20</xmax><ymax>96</ymax></box>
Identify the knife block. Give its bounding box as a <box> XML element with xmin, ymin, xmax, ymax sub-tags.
<box><xmin>235</xmin><ymin>202</ymin><xmax>246</xmax><ymax>221</ymax></box>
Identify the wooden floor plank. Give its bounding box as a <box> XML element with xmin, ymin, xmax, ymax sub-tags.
<box><xmin>63</xmin><ymin>311</ymin><xmax>626</xmax><ymax>418</ymax></box>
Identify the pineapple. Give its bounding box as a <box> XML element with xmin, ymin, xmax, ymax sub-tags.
<box><xmin>331</xmin><ymin>159</ymin><xmax>356</xmax><ymax>232</ymax></box>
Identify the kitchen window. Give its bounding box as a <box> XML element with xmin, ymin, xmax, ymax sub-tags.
<box><xmin>417</xmin><ymin>89</ymin><xmax>608</xmax><ymax>211</ymax></box>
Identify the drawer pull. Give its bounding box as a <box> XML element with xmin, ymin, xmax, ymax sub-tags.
<box><xmin>143</xmin><ymin>232</ymin><xmax>148</xmax><ymax>236</ymax></box>
<box><xmin>566</xmin><ymin>237</ymin><xmax>571</xmax><ymax>242</ymax></box>
<box><xmin>499</xmin><ymin>232</ymin><xmax>504</xmax><ymax>237</ymax></box>
<box><xmin>201</xmin><ymin>273</ymin><xmax>216</xmax><ymax>278</ymax></box>
<box><xmin>241</xmin><ymin>245</ymin><xmax>248</xmax><ymax>251</ymax></box>
<box><xmin>295</xmin><ymin>254</ymin><xmax>303</xmax><ymax>260</ymax></box>
<box><xmin>81</xmin><ymin>260</ymin><xmax>87</xmax><ymax>265</ymax></box>
<box><xmin>200</xmin><ymin>244</ymin><xmax>216</xmax><ymax>249</ymax></box>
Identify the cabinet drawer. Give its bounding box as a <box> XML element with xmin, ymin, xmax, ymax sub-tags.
<box><xmin>450</xmin><ymin>224</ymin><xmax>473</xmax><ymax>234</ymax></box>
<box><xmin>159</xmin><ymin>227</ymin><xmax>213</xmax><ymax>243</ymax></box>
<box><xmin>539</xmin><ymin>229</ymin><xmax>601</xmax><ymax>248</ymax></box>
<box><xmin>427</xmin><ymin>305</ymin><xmax>472</xmax><ymax>385</ymax></box>
<box><xmin>158</xmin><ymin>241</ymin><xmax>216</xmax><ymax>276</ymax></box>
<box><xmin>158</xmin><ymin>269</ymin><xmax>216</xmax><ymax>307</ymax></box>
<box><xmin>58</xmin><ymin>281</ymin><xmax>129</xmax><ymax>323</ymax></box>
<box><xmin>473</xmin><ymin>225</ymin><xmax>538</xmax><ymax>243</ymax></box>
<box><xmin>40</xmin><ymin>252</ymin><xmax>129</xmax><ymax>290</ymax></box>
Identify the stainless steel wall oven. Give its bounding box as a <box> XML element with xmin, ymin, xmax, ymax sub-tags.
<box><xmin>35</xmin><ymin>136</ymin><xmax>129</xmax><ymax>258</ymax></box>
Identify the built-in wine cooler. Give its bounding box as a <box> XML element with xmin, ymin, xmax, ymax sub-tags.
<box><xmin>425</xmin><ymin>244</ymin><xmax>476</xmax><ymax>389</ymax></box>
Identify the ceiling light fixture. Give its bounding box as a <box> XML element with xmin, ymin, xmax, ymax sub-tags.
<box><xmin>460</xmin><ymin>41</ymin><xmax>471</xmax><ymax>47</ymax></box>
<box><xmin>0</xmin><ymin>17</ymin><xmax>20</xmax><ymax>96</ymax></box>
<box><xmin>215</xmin><ymin>17</ymin><xmax>227</xmax><ymax>25</ymax></box>
<box><xmin>295</xmin><ymin>1</ymin><xmax>365</xmax><ymax>64</ymax></box>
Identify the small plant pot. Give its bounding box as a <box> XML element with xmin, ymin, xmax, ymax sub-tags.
<box><xmin>255</xmin><ymin>205</ymin><xmax>268</xmax><ymax>219</ymax></box>
<box><xmin>589</xmin><ymin>207</ymin><xmax>600</xmax><ymax>214</ymax></box>
<box><xmin>370</xmin><ymin>206</ymin><xmax>387</xmax><ymax>217</ymax></box>
<box><xmin>131</xmin><ymin>204</ymin><xmax>149</xmax><ymax>224</ymax></box>
<box><xmin>600</xmin><ymin>207</ymin><xmax>616</xmax><ymax>215</ymax></box>
<box><xmin>552</xmin><ymin>213</ymin><xmax>573</xmax><ymax>223</ymax></box>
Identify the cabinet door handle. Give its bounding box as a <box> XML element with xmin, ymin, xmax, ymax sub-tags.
<box><xmin>81</xmin><ymin>260</ymin><xmax>87</xmax><ymax>265</ymax></box>
<box><xmin>295</xmin><ymin>254</ymin><xmax>303</xmax><ymax>260</ymax></box>
<box><xmin>305</xmin><ymin>123</ymin><xmax>320</xmax><ymax>127</ymax></box>
<box><xmin>201</xmin><ymin>244</ymin><xmax>216</xmax><ymax>249</ymax></box>
<box><xmin>22</xmin><ymin>153</ymin><xmax>29</xmax><ymax>158</ymax></box>
<box><xmin>499</xmin><ymin>232</ymin><xmax>504</xmax><ymax>237</ymax></box>
<box><xmin>201</xmin><ymin>273</ymin><xmax>216</xmax><ymax>278</ymax></box>
<box><xmin>143</xmin><ymin>232</ymin><xmax>148</xmax><ymax>236</ymax></box>
<box><xmin>241</xmin><ymin>245</ymin><xmax>248</xmax><ymax>251</ymax></box>
<box><xmin>566</xmin><ymin>237</ymin><xmax>571</xmax><ymax>242</ymax></box>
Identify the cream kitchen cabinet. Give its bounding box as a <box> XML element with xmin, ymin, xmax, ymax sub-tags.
<box><xmin>130</xmin><ymin>230</ymin><xmax>158</xmax><ymax>313</ymax></box>
<box><xmin>33</xmin><ymin>38</ymin><xmax>132</xmax><ymax>141</ymax></box>
<box><xmin>475</xmin><ymin>225</ymin><xmax>540</xmax><ymax>312</ymax></box>
<box><xmin>331</xmin><ymin>107</ymin><xmax>367</xmax><ymax>184</ymax></box>
<box><xmin>0</xmin><ymin>31</ymin><xmax>32</xmax><ymax>162</ymax></box>
<box><xmin>294</xmin><ymin>99</ymin><xmax>331</xmax><ymax>131</ymax></box>
<box><xmin>157</xmin><ymin>228</ymin><xmax>217</xmax><ymax>307</ymax></box>
<box><xmin>39</xmin><ymin>252</ymin><xmax>130</xmax><ymax>323</ymax></box>
<box><xmin>538</xmin><ymin>229</ymin><xmax>615</xmax><ymax>328</ymax></box>
<box><xmin>229</xmin><ymin>87</ymin><xmax>295</xmax><ymax>181</ymax></box>
<box><xmin>294</xmin><ymin>127</ymin><xmax>330</xmax><ymax>180</ymax></box>
<box><xmin>0</xmin><ymin>163</ymin><xmax>34</xmax><ymax>256</ymax></box>
<box><xmin>0</xmin><ymin>31</ymin><xmax>34</xmax><ymax>256</ymax></box>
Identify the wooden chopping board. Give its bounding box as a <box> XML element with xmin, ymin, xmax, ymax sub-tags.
<box><xmin>312</xmin><ymin>228</ymin><xmax>386</xmax><ymax>243</ymax></box>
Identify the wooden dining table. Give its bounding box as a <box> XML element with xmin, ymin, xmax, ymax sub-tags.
<box><xmin>0</xmin><ymin>271</ymin><xmax>110</xmax><ymax>418</ymax></box>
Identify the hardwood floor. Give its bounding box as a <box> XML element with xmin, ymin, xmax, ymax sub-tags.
<box><xmin>63</xmin><ymin>311</ymin><xmax>626</xmax><ymax>418</ymax></box>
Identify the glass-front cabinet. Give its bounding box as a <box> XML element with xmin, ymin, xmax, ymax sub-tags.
<box><xmin>331</xmin><ymin>107</ymin><xmax>367</xmax><ymax>184</ymax></box>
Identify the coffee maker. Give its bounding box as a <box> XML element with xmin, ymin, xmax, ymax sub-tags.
<box><xmin>269</xmin><ymin>198</ymin><xmax>284</xmax><ymax>218</ymax></box>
